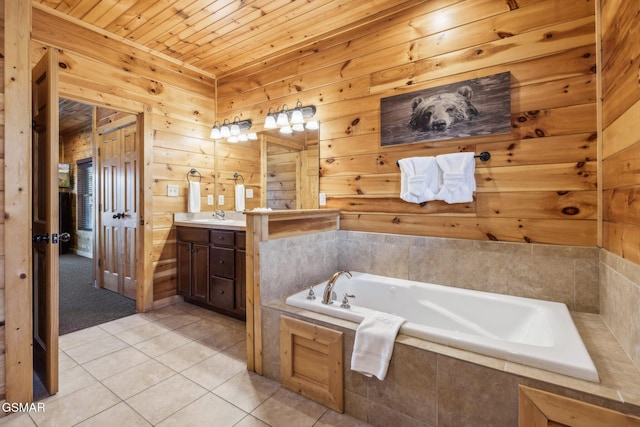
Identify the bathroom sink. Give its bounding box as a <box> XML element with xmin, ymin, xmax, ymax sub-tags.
<box><xmin>174</xmin><ymin>218</ymin><xmax>246</xmax><ymax>229</ymax></box>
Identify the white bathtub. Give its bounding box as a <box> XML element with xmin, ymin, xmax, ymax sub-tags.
<box><xmin>285</xmin><ymin>272</ymin><xmax>599</xmax><ymax>382</ymax></box>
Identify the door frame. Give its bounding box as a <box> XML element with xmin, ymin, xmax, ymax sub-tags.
<box><xmin>3</xmin><ymin>0</ymin><xmax>154</xmax><ymax>398</ymax></box>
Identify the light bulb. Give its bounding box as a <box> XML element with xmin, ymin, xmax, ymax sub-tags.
<box><xmin>290</xmin><ymin>109</ymin><xmax>304</xmax><ymax>124</ymax></box>
<box><xmin>227</xmin><ymin>135</ymin><xmax>238</xmax><ymax>143</ymax></box>
<box><xmin>230</xmin><ymin>123</ymin><xmax>240</xmax><ymax>136</ymax></box>
<box><xmin>248</xmin><ymin>132</ymin><xmax>258</xmax><ymax>140</ymax></box>
<box><xmin>220</xmin><ymin>125</ymin><xmax>230</xmax><ymax>138</ymax></box>
<box><xmin>280</xmin><ymin>126</ymin><xmax>293</xmax><ymax>134</ymax></box>
<box><xmin>305</xmin><ymin>120</ymin><xmax>319</xmax><ymax>130</ymax></box>
<box><xmin>238</xmin><ymin>134</ymin><xmax>248</xmax><ymax>142</ymax></box>
<box><xmin>292</xmin><ymin>123</ymin><xmax>305</xmax><ymax>132</ymax></box>
<box><xmin>264</xmin><ymin>114</ymin><xmax>277</xmax><ymax>129</ymax></box>
<box><xmin>276</xmin><ymin>111</ymin><xmax>289</xmax><ymax>127</ymax></box>
<box><xmin>210</xmin><ymin>126</ymin><xmax>221</xmax><ymax>139</ymax></box>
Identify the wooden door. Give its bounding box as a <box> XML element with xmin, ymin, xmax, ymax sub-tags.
<box><xmin>98</xmin><ymin>122</ymin><xmax>139</xmax><ymax>299</ymax></box>
<box><xmin>32</xmin><ymin>50</ymin><xmax>60</xmax><ymax>394</ymax></box>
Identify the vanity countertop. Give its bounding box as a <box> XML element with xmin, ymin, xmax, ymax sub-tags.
<box><xmin>174</xmin><ymin>212</ymin><xmax>246</xmax><ymax>231</ymax></box>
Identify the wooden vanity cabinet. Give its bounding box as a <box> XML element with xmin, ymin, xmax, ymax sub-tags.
<box><xmin>176</xmin><ymin>226</ymin><xmax>246</xmax><ymax>320</ymax></box>
<box><xmin>176</xmin><ymin>228</ymin><xmax>210</xmax><ymax>304</ymax></box>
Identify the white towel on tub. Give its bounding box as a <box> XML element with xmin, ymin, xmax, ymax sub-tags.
<box><xmin>351</xmin><ymin>311</ymin><xmax>406</xmax><ymax>380</ymax></box>
<box><xmin>188</xmin><ymin>181</ymin><xmax>201</xmax><ymax>213</ymax></box>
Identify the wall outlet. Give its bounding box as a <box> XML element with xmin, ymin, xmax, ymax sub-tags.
<box><xmin>207</xmin><ymin>195</ymin><xmax>214</xmax><ymax>205</ymax></box>
<box><xmin>246</xmin><ymin>188</ymin><xmax>254</xmax><ymax>199</ymax></box>
<box><xmin>319</xmin><ymin>192</ymin><xmax>327</xmax><ymax>206</ymax></box>
<box><xmin>167</xmin><ymin>184</ymin><xmax>179</xmax><ymax>197</ymax></box>
<box><xmin>218</xmin><ymin>195</ymin><xmax>225</xmax><ymax>206</ymax></box>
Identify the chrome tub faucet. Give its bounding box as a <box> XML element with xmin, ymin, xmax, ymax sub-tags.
<box><xmin>322</xmin><ymin>270</ymin><xmax>352</xmax><ymax>304</ymax></box>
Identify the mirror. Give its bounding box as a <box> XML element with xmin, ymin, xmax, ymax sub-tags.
<box><xmin>215</xmin><ymin>125</ymin><xmax>319</xmax><ymax>212</ymax></box>
<box><xmin>262</xmin><ymin>127</ymin><xmax>320</xmax><ymax>210</ymax></box>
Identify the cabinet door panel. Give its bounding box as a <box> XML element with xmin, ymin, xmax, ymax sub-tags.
<box><xmin>236</xmin><ymin>249</ymin><xmax>246</xmax><ymax>313</ymax></box>
<box><xmin>192</xmin><ymin>243</ymin><xmax>210</xmax><ymax>302</ymax></box>
<box><xmin>176</xmin><ymin>241</ymin><xmax>192</xmax><ymax>296</ymax></box>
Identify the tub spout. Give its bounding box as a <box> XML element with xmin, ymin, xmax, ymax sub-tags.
<box><xmin>322</xmin><ymin>271</ymin><xmax>352</xmax><ymax>304</ymax></box>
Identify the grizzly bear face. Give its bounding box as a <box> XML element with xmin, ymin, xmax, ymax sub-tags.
<box><xmin>409</xmin><ymin>85</ymin><xmax>479</xmax><ymax>132</ymax></box>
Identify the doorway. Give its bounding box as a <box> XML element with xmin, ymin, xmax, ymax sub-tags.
<box><xmin>57</xmin><ymin>99</ymin><xmax>137</xmax><ymax>335</ymax></box>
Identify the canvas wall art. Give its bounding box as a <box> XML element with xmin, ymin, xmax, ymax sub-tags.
<box><xmin>380</xmin><ymin>72</ymin><xmax>511</xmax><ymax>146</ymax></box>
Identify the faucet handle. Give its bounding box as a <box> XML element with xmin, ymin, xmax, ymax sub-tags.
<box><xmin>306</xmin><ymin>286</ymin><xmax>316</xmax><ymax>300</ymax></box>
<box><xmin>340</xmin><ymin>293</ymin><xmax>355</xmax><ymax>309</ymax></box>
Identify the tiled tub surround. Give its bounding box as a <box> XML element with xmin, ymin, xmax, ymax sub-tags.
<box><xmin>257</xmin><ymin>230</ymin><xmax>640</xmax><ymax>425</ymax></box>
<box><xmin>600</xmin><ymin>250</ymin><xmax>640</xmax><ymax>370</ymax></box>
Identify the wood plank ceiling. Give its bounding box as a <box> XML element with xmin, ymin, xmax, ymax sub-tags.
<box><xmin>35</xmin><ymin>0</ymin><xmax>421</xmax><ymax>79</ymax></box>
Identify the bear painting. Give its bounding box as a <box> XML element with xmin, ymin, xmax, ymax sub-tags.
<box><xmin>380</xmin><ymin>72</ymin><xmax>511</xmax><ymax>146</ymax></box>
<box><xmin>409</xmin><ymin>86</ymin><xmax>478</xmax><ymax>132</ymax></box>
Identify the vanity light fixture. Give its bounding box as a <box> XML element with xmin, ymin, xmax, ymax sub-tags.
<box><xmin>210</xmin><ymin>117</ymin><xmax>253</xmax><ymax>143</ymax></box>
<box><xmin>264</xmin><ymin>100</ymin><xmax>317</xmax><ymax>132</ymax></box>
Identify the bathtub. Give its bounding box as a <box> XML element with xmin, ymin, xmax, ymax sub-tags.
<box><xmin>285</xmin><ymin>272</ymin><xmax>599</xmax><ymax>382</ymax></box>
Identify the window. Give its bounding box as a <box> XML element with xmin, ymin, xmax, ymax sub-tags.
<box><xmin>77</xmin><ymin>158</ymin><xmax>93</xmax><ymax>231</ymax></box>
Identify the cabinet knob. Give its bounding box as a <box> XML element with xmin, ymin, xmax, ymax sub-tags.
<box><xmin>219</xmin><ymin>260</ymin><xmax>224</xmax><ymax>264</ymax></box>
<box><xmin>220</xmin><ymin>290</ymin><xmax>225</xmax><ymax>295</ymax></box>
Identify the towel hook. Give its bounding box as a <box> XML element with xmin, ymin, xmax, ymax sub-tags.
<box><xmin>395</xmin><ymin>151</ymin><xmax>491</xmax><ymax>167</ymax></box>
<box><xmin>233</xmin><ymin>172</ymin><xmax>244</xmax><ymax>185</ymax></box>
<box><xmin>187</xmin><ymin>168</ymin><xmax>202</xmax><ymax>182</ymax></box>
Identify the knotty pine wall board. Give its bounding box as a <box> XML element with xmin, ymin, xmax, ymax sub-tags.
<box><xmin>218</xmin><ymin>0</ymin><xmax>597</xmax><ymax>246</ymax></box>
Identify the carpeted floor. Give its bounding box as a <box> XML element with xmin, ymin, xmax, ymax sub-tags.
<box><xmin>59</xmin><ymin>253</ymin><xmax>136</xmax><ymax>335</ymax></box>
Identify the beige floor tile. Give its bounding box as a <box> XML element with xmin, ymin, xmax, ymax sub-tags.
<box><xmin>198</xmin><ymin>326</ymin><xmax>246</xmax><ymax>352</ymax></box>
<box><xmin>126</xmin><ymin>375</ymin><xmax>208</xmax><ymax>425</ymax></box>
<box><xmin>157</xmin><ymin>393</ymin><xmax>246</xmax><ymax>426</ymax></box>
<box><xmin>45</xmin><ymin>365</ymin><xmax>97</xmax><ymax>402</ymax></box>
<box><xmin>139</xmin><ymin>304</ymin><xmax>190</xmax><ymax>322</ymax></box>
<box><xmin>134</xmin><ymin>331</ymin><xmax>192</xmax><ymax>358</ymax></box>
<box><xmin>75</xmin><ymin>402</ymin><xmax>151</xmax><ymax>427</ymax></box>
<box><xmin>155</xmin><ymin>340</ymin><xmax>218</xmax><ymax>372</ymax></box>
<box><xmin>0</xmin><ymin>413</ymin><xmax>36</xmax><ymax>426</ymax></box>
<box><xmin>82</xmin><ymin>346</ymin><xmax>151</xmax><ymax>380</ymax></box>
<box><xmin>58</xmin><ymin>350</ymin><xmax>78</xmax><ymax>372</ymax></box>
<box><xmin>153</xmin><ymin>313</ymin><xmax>201</xmax><ymax>330</ymax></box>
<box><xmin>65</xmin><ymin>334</ymin><xmax>129</xmax><ymax>364</ymax></box>
<box><xmin>234</xmin><ymin>415</ymin><xmax>271</xmax><ymax>427</ymax></box>
<box><xmin>99</xmin><ymin>314</ymin><xmax>151</xmax><ymax>335</ymax></box>
<box><xmin>223</xmin><ymin>339</ymin><xmax>248</xmax><ymax>362</ymax></box>
<box><xmin>102</xmin><ymin>359</ymin><xmax>176</xmax><ymax>400</ymax></box>
<box><xmin>315</xmin><ymin>410</ymin><xmax>374</xmax><ymax>426</ymax></box>
<box><xmin>173</xmin><ymin>318</ymin><xmax>229</xmax><ymax>341</ymax></box>
<box><xmin>181</xmin><ymin>352</ymin><xmax>246</xmax><ymax>390</ymax></box>
<box><xmin>30</xmin><ymin>382</ymin><xmax>120</xmax><ymax>427</ymax></box>
<box><xmin>213</xmin><ymin>371</ymin><xmax>280</xmax><ymax>412</ymax></box>
<box><xmin>59</xmin><ymin>326</ymin><xmax>110</xmax><ymax>351</ymax></box>
<box><xmin>251</xmin><ymin>388</ymin><xmax>328</xmax><ymax>427</ymax></box>
<box><xmin>115</xmin><ymin>322</ymin><xmax>173</xmax><ymax>345</ymax></box>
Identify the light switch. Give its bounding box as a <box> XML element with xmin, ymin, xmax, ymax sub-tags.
<box><xmin>207</xmin><ymin>195</ymin><xmax>214</xmax><ymax>205</ymax></box>
<box><xmin>319</xmin><ymin>192</ymin><xmax>327</xmax><ymax>206</ymax></box>
<box><xmin>246</xmin><ymin>188</ymin><xmax>254</xmax><ymax>199</ymax></box>
<box><xmin>167</xmin><ymin>184</ymin><xmax>179</xmax><ymax>197</ymax></box>
<box><xmin>218</xmin><ymin>195</ymin><xmax>225</xmax><ymax>206</ymax></box>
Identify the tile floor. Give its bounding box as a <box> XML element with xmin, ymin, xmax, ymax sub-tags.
<box><xmin>0</xmin><ymin>302</ymin><xmax>371</xmax><ymax>427</ymax></box>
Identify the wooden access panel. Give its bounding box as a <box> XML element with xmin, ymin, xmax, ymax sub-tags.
<box><xmin>280</xmin><ymin>316</ymin><xmax>343</xmax><ymax>413</ymax></box>
<box><xmin>519</xmin><ymin>385</ymin><xmax>640</xmax><ymax>426</ymax></box>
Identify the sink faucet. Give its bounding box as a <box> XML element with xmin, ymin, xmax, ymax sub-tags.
<box><xmin>215</xmin><ymin>210</ymin><xmax>225</xmax><ymax>220</ymax></box>
<box><xmin>322</xmin><ymin>270</ymin><xmax>352</xmax><ymax>304</ymax></box>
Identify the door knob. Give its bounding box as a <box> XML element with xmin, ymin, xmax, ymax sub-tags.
<box><xmin>112</xmin><ymin>213</ymin><xmax>125</xmax><ymax>219</ymax></box>
<box><xmin>59</xmin><ymin>232</ymin><xmax>71</xmax><ymax>243</ymax></box>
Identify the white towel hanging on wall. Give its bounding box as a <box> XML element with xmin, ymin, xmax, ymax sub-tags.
<box><xmin>188</xmin><ymin>181</ymin><xmax>201</xmax><ymax>213</ymax></box>
<box><xmin>435</xmin><ymin>152</ymin><xmax>476</xmax><ymax>204</ymax></box>
<box><xmin>235</xmin><ymin>183</ymin><xmax>245</xmax><ymax>212</ymax></box>
<box><xmin>397</xmin><ymin>157</ymin><xmax>441</xmax><ymax>204</ymax></box>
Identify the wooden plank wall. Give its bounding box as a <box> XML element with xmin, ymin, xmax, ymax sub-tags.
<box><xmin>60</xmin><ymin>128</ymin><xmax>93</xmax><ymax>255</ymax></box>
<box><xmin>0</xmin><ymin>0</ymin><xmax>6</xmax><ymax>401</ymax></box>
<box><xmin>217</xmin><ymin>0</ymin><xmax>598</xmax><ymax>246</ymax></box>
<box><xmin>601</xmin><ymin>1</ymin><xmax>640</xmax><ymax>264</ymax></box>
<box><xmin>30</xmin><ymin>5</ymin><xmax>218</xmax><ymax>301</ymax></box>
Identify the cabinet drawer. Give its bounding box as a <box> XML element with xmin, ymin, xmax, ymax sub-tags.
<box><xmin>211</xmin><ymin>230</ymin><xmax>235</xmax><ymax>247</ymax></box>
<box><xmin>235</xmin><ymin>232</ymin><xmax>246</xmax><ymax>250</ymax></box>
<box><xmin>209</xmin><ymin>277</ymin><xmax>234</xmax><ymax>311</ymax></box>
<box><xmin>211</xmin><ymin>247</ymin><xmax>234</xmax><ymax>278</ymax></box>
<box><xmin>177</xmin><ymin>227</ymin><xmax>209</xmax><ymax>244</ymax></box>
